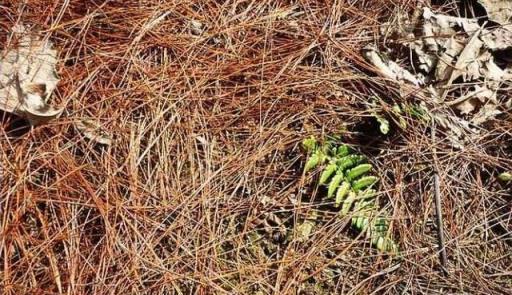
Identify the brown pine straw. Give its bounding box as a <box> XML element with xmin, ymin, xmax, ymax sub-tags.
<box><xmin>1</xmin><ymin>1</ymin><xmax>511</xmax><ymax>294</ymax></box>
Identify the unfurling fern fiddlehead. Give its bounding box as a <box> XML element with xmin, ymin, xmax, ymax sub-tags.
<box><xmin>302</xmin><ymin>136</ymin><xmax>398</xmax><ymax>253</ymax></box>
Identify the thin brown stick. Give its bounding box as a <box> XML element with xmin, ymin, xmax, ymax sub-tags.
<box><xmin>432</xmin><ymin>123</ymin><xmax>448</xmax><ymax>273</ymax></box>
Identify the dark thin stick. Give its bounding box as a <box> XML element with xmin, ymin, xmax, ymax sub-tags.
<box><xmin>431</xmin><ymin>123</ymin><xmax>448</xmax><ymax>273</ymax></box>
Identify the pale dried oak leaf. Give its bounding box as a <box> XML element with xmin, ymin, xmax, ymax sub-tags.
<box><xmin>0</xmin><ymin>25</ymin><xmax>63</xmax><ymax>125</ymax></box>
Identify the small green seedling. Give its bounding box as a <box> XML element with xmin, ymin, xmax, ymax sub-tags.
<box><xmin>302</xmin><ymin>136</ymin><xmax>398</xmax><ymax>253</ymax></box>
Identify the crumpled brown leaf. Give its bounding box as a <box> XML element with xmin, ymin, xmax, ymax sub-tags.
<box><xmin>0</xmin><ymin>25</ymin><xmax>63</xmax><ymax>125</ymax></box>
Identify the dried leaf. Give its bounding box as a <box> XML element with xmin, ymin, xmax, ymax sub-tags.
<box><xmin>0</xmin><ymin>25</ymin><xmax>63</xmax><ymax>125</ymax></box>
<box><xmin>423</xmin><ymin>8</ymin><xmax>481</xmax><ymax>33</ymax></box>
<box><xmin>481</xmin><ymin>27</ymin><xmax>512</xmax><ymax>50</ymax></box>
<box><xmin>422</xmin><ymin>8</ymin><xmax>480</xmax><ymax>52</ymax></box>
<box><xmin>189</xmin><ymin>20</ymin><xmax>205</xmax><ymax>36</ymax></box>
<box><xmin>431</xmin><ymin>112</ymin><xmax>478</xmax><ymax>149</ymax></box>
<box><xmin>456</xmin><ymin>99</ymin><xmax>478</xmax><ymax>115</ymax></box>
<box><xmin>434</xmin><ymin>37</ymin><xmax>465</xmax><ymax>81</ymax></box>
<box><xmin>368</xmin><ymin>5</ymin><xmax>512</xmax><ymax>146</ymax></box>
<box><xmin>439</xmin><ymin>29</ymin><xmax>484</xmax><ymax>101</ymax></box>
<box><xmin>471</xmin><ymin>103</ymin><xmax>502</xmax><ymax>125</ymax></box>
<box><xmin>449</xmin><ymin>85</ymin><xmax>496</xmax><ymax>114</ymax></box>
<box><xmin>423</xmin><ymin>5</ymin><xmax>512</xmax><ymax>51</ymax></box>
<box><xmin>480</xmin><ymin>53</ymin><xmax>512</xmax><ymax>81</ymax></box>
<box><xmin>362</xmin><ymin>46</ymin><xmax>423</xmax><ymax>86</ymax></box>
<box><xmin>75</xmin><ymin>119</ymin><xmax>113</xmax><ymax>145</ymax></box>
<box><xmin>412</xmin><ymin>41</ymin><xmax>438</xmax><ymax>74</ymax></box>
<box><xmin>478</xmin><ymin>0</ymin><xmax>512</xmax><ymax>25</ymax></box>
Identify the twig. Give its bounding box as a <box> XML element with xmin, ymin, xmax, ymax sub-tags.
<box><xmin>431</xmin><ymin>123</ymin><xmax>448</xmax><ymax>273</ymax></box>
<box><xmin>434</xmin><ymin>170</ymin><xmax>448</xmax><ymax>271</ymax></box>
